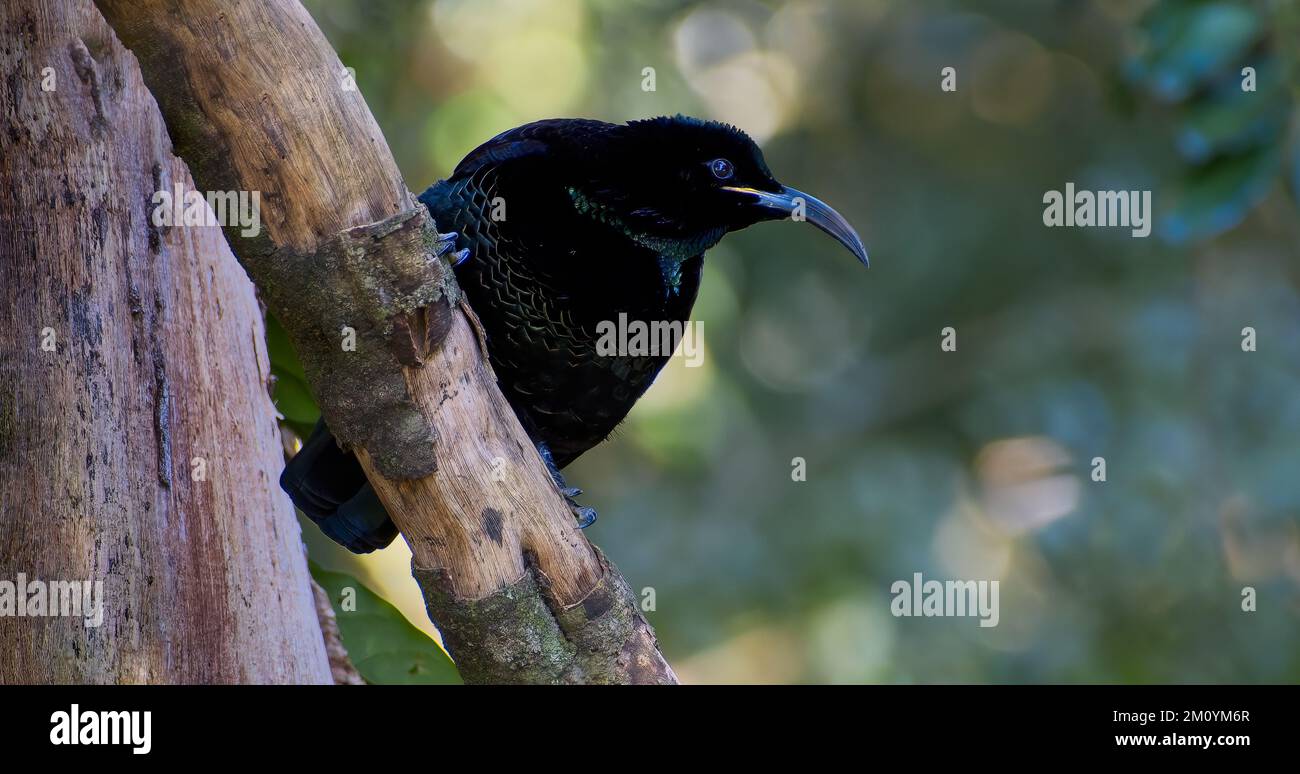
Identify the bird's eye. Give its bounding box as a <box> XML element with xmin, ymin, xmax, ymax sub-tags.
<box><xmin>708</xmin><ymin>158</ymin><xmax>734</xmax><ymax>180</ymax></box>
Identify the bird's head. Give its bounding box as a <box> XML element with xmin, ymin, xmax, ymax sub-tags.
<box><xmin>567</xmin><ymin>115</ymin><xmax>868</xmax><ymax>266</ymax></box>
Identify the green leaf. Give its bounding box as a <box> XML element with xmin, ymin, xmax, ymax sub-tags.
<box><xmin>1160</xmin><ymin>147</ymin><xmax>1281</xmax><ymax>243</ymax></box>
<box><xmin>1138</xmin><ymin>3</ymin><xmax>1261</xmax><ymax>102</ymax></box>
<box><xmin>265</xmin><ymin>312</ymin><xmax>308</xmax><ymax>382</ymax></box>
<box><xmin>265</xmin><ymin>312</ymin><xmax>319</xmax><ymax>437</ymax></box>
<box><xmin>271</xmin><ymin>366</ymin><xmax>319</xmax><ymax>438</ymax></box>
<box><xmin>310</xmin><ymin>562</ymin><xmax>462</xmax><ymax>685</ymax></box>
<box><xmin>1176</xmin><ymin>63</ymin><xmax>1289</xmax><ymax>162</ymax></box>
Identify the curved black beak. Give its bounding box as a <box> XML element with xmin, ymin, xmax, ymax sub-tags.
<box><xmin>722</xmin><ymin>185</ymin><xmax>869</xmax><ymax>267</ymax></box>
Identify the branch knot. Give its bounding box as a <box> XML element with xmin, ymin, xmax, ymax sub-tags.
<box><xmin>259</xmin><ymin>203</ymin><xmax>459</xmax><ymax>479</ymax></box>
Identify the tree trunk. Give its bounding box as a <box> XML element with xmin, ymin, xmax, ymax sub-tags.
<box><xmin>0</xmin><ymin>0</ymin><xmax>331</xmax><ymax>683</ymax></box>
<box><xmin>92</xmin><ymin>0</ymin><xmax>676</xmax><ymax>683</ymax></box>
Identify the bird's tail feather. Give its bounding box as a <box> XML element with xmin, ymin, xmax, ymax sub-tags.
<box><xmin>280</xmin><ymin>419</ymin><xmax>398</xmax><ymax>554</ymax></box>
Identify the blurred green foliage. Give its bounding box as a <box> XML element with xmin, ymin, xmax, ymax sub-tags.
<box><xmin>284</xmin><ymin>0</ymin><xmax>1300</xmax><ymax>683</ymax></box>
<box><xmin>1125</xmin><ymin>0</ymin><xmax>1300</xmax><ymax>242</ymax></box>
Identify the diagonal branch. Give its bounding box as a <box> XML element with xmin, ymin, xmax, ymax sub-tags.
<box><xmin>93</xmin><ymin>0</ymin><xmax>675</xmax><ymax>684</ymax></box>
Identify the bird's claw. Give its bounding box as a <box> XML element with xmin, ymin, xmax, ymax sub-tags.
<box><xmin>434</xmin><ymin>231</ymin><xmax>459</xmax><ymax>254</ymax></box>
<box><xmin>560</xmin><ymin>478</ymin><xmax>597</xmax><ymax>528</ymax></box>
<box><xmin>572</xmin><ymin>505</ymin><xmax>598</xmax><ymax>529</ymax></box>
<box><xmin>536</xmin><ymin>441</ymin><xmax>597</xmax><ymax>528</ymax></box>
<box><xmin>432</xmin><ymin>231</ymin><xmax>470</xmax><ymax>267</ymax></box>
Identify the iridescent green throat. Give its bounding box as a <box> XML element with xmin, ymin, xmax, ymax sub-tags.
<box><xmin>568</xmin><ymin>186</ymin><xmax>723</xmax><ymax>292</ymax></box>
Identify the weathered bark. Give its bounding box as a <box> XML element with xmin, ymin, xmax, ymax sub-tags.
<box><xmin>93</xmin><ymin>0</ymin><xmax>675</xmax><ymax>683</ymax></box>
<box><xmin>0</xmin><ymin>0</ymin><xmax>331</xmax><ymax>682</ymax></box>
<box><xmin>311</xmin><ymin>578</ymin><xmax>364</xmax><ymax>685</ymax></box>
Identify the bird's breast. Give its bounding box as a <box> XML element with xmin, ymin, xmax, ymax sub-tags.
<box><xmin>425</xmin><ymin>176</ymin><xmax>705</xmax><ymax>464</ymax></box>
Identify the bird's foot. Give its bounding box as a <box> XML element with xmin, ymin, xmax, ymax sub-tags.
<box><xmin>434</xmin><ymin>231</ymin><xmax>471</xmax><ymax>267</ymax></box>
<box><xmin>536</xmin><ymin>441</ymin><xmax>598</xmax><ymax>529</ymax></box>
<box><xmin>571</xmin><ymin>504</ymin><xmax>598</xmax><ymax>529</ymax></box>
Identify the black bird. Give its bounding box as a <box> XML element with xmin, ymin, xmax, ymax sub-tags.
<box><xmin>282</xmin><ymin>115</ymin><xmax>868</xmax><ymax>552</ymax></box>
